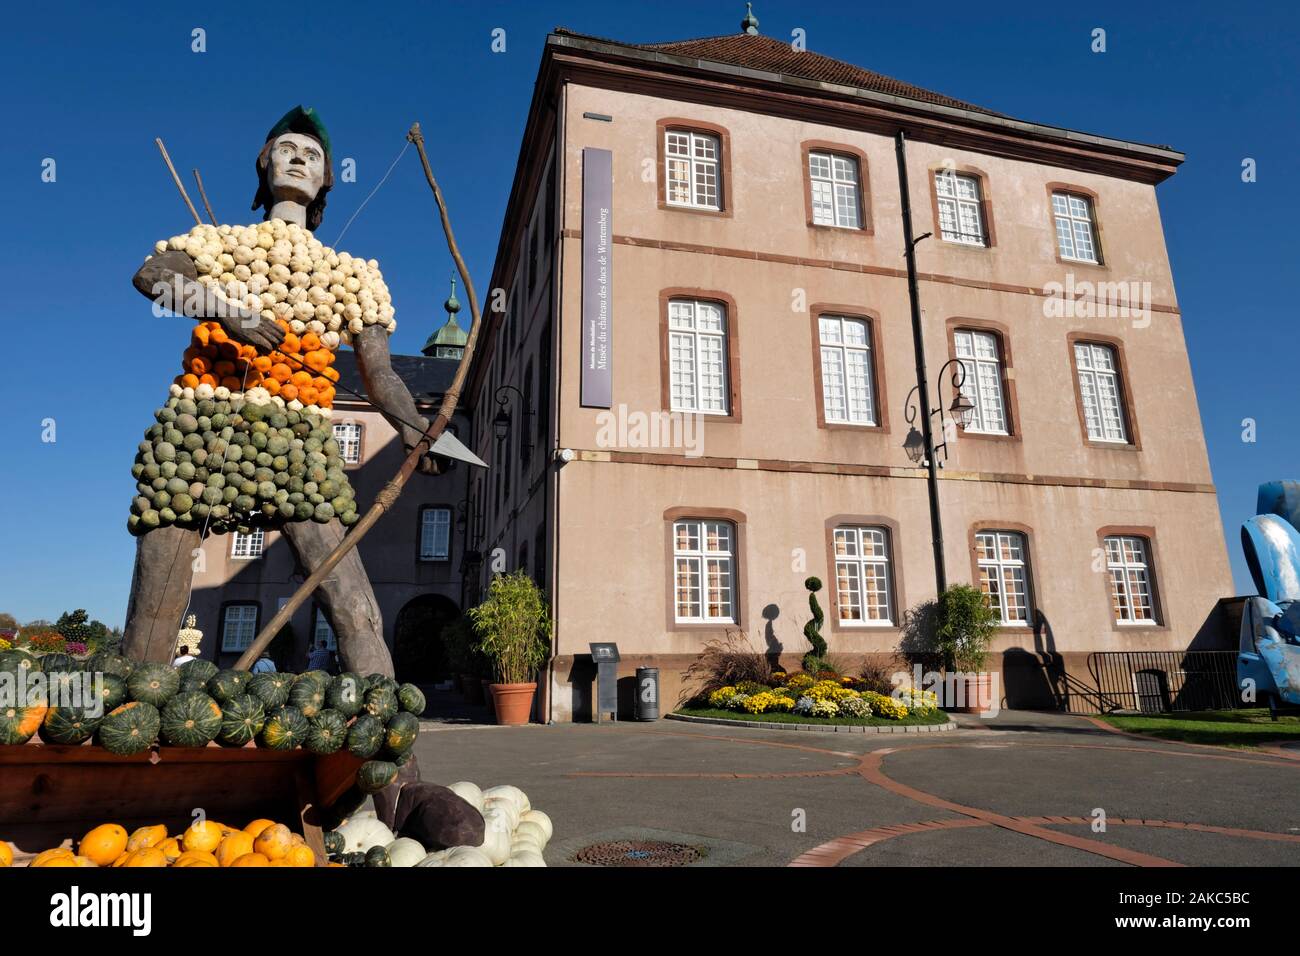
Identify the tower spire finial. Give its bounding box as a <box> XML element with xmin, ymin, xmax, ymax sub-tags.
<box><xmin>741</xmin><ymin>2</ymin><xmax>759</xmax><ymax>35</ymax></box>
<box><xmin>444</xmin><ymin>273</ymin><xmax>461</xmax><ymax>316</ymax></box>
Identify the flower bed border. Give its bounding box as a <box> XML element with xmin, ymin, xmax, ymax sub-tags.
<box><xmin>666</xmin><ymin>713</ymin><xmax>957</xmax><ymax>734</ymax></box>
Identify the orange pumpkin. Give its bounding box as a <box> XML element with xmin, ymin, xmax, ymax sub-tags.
<box><xmin>264</xmin><ymin>378</ymin><xmax>282</xmax><ymax>396</ymax></box>
<box><xmin>230</xmin><ymin>852</ymin><xmax>270</xmax><ymax>867</ymax></box>
<box><xmin>209</xmin><ymin>326</ymin><xmax>228</xmax><ymax>345</ymax></box>
<box><xmin>253</xmin><ymin>823</ymin><xmax>293</xmax><ymax>861</ymax></box>
<box><xmin>285</xmin><ymin>844</ymin><xmax>315</xmax><ymax>868</ymax></box>
<box><xmin>157</xmin><ymin>837</ymin><xmax>184</xmax><ymax>863</ymax></box>
<box><xmin>16</xmin><ymin>706</ymin><xmax>47</xmax><ymax>739</ymax></box>
<box><xmin>173</xmin><ymin>849</ymin><xmax>219</xmax><ymax>867</ymax></box>
<box><xmin>123</xmin><ymin>847</ymin><xmax>167</xmax><ymax>868</ymax></box>
<box><xmin>30</xmin><ymin>848</ymin><xmax>74</xmax><ymax>867</ymax></box>
<box><xmin>243</xmin><ymin>819</ymin><xmax>276</xmax><ymax>838</ymax></box>
<box><xmin>298</xmin><ymin>387</ymin><xmax>319</xmax><ymax>406</ymax></box>
<box><xmin>181</xmin><ymin>819</ymin><xmax>224</xmax><ymax>854</ymax></box>
<box><xmin>215</xmin><ymin>830</ymin><xmax>255</xmax><ymax>867</ymax></box>
<box><xmin>270</xmin><ymin>363</ymin><xmax>292</xmax><ymax>383</ymax></box>
<box><xmin>279</xmin><ymin>384</ymin><xmax>298</xmax><ymax>402</ymax></box>
<box><xmin>0</xmin><ymin>841</ymin><xmax>13</xmax><ymax>868</ymax></box>
<box><xmin>126</xmin><ymin>824</ymin><xmax>167</xmax><ymax>853</ymax></box>
<box><xmin>291</xmin><ymin>370</ymin><xmax>313</xmax><ymax>388</ymax></box>
<box><xmin>220</xmin><ymin>376</ymin><xmax>243</xmax><ymax>391</ymax></box>
<box><xmin>198</xmin><ymin>373</ymin><xmax>218</xmax><ymax>388</ymax></box>
<box><xmin>79</xmin><ymin>823</ymin><xmax>128</xmax><ymax>866</ymax></box>
<box><xmin>281</xmin><ymin>333</ymin><xmax>300</xmax><ymax>353</ymax></box>
<box><xmin>253</xmin><ymin>355</ymin><xmax>273</xmax><ymax>373</ymax></box>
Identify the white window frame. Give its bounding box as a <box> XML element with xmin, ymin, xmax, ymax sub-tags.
<box><xmin>935</xmin><ymin>169</ymin><xmax>986</xmax><ymax>246</ymax></box>
<box><xmin>832</xmin><ymin>526</ymin><xmax>894</xmax><ymax>625</ymax></box>
<box><xmin>668</xmin><ymin>299</ymin><xmax>729</xmax><ymax>415</ymax></box>
<box><xmin>1052</xmin><ymin>192</ymin><xmax>1099</xmax><ymax>263</ymax></box>
<box><xmin>672</xmin><ymin>519</ymin><xmax>736</xmax><ymax>624</ymax></box>
<box><xmin>818</xmin><ymin>315</ymin><xmax>876</xmax><ymax>425</ymax></box>
<box><xmin>419</xmin><ymin>507</ymin><xmax>451</xmax><ymax>562</ymax></box>
<box><xmin>1074</xmin><ymin>342</ymin><xmax>1128</xmax><ymax>443</ymax></box>
<box><xmin>220</xmin><ymin>604</ymin><xmax>258</xmax><ymax>652</ymax></box>
<box><xmin>664</xmin><ymin>129</ymin><xmax>721</xmax><ymax>211</ymax></box>
<box><xmin>1106</xmin><ymin>535</ymin><xmax>1157</xmax><ymax>625</ymax></box>
<box><xmin>230</xmin><ymin>529</ymin><xmax>264</xmax><ymax>560</ymax></box>
<box><xmin>954</xmin><ymin>329</ymin><xmax>1008</xmax><ymax>434</ymax></box>
<box><xmin>313</xmin><ymin>607</ymin><xmax>338</xmax><ymax>650</ymax></box>
<box><xmin>333</xmin><ymin>421</ymin><xmax>362</xmax><ymax>464</ymax></box>
<box><xmin>808</xmin><ymin>151</ymin><xmax>861</xmax><ymax>228</ymax></box>
<box><xmin>975</xmin><ymin>531</ymin><xmax>1030</xmax><ymax>626</ymax></box>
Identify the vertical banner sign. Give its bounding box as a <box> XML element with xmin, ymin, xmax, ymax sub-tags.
<box><xmin>581</xmin><ymin>147</ymin><xmax>613</xmax><ymax>408</ymax></box>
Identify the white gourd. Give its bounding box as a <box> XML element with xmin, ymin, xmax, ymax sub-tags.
<box><xmin>443</xmin><ymin>846</ymin><xmax>494</xmax><ymax>867</ymax></box>
<box><xmin>482</xmin><ymin>785</ymin><xmax>529</xmax><ymax>813</ymax></box>
<box><xmin>477</xmin><ymin>826</ymin><xmax>512</xmax><ymax>866</ymax></box>
<box><xmin>155</xmin><ymin>220</ymin><xmax>397</xmax><ymax>335</ymax></box>
<box><xmin>506</xmin><ymin>849</ymin><xmax>546</xmax><ymax>867</ymax></box>
<box><xmin>447</xmin><ymin>781</ymin><xmax>484</xmax><ymax>811</ymax></box>
<box><xmin>513</xmin><ymin>820</ymin><xmax>548</xmax><ymax>849</ymax></box>
<box><xmin>483</xmin><ymin>798</ymin><xmax>520</xmax><ymax>831</ymax></box>
<box><xmin>520</xmin><ymin>810</ymin><xmax>553</xmax><ymax>843</ymax></box>
<box><xmin>385</xmin><ymin>837</ymin><xmax>427</xmax><ymax>868</ymax></box>
<box><xmin>416</xmin><ymin>849</ymin><xmax>451</xmax><ymax>867</ymax></box>
<box><xmin>336</xmin><ymin>816</ymin><xmax>394</xmax><ymax>854</ymax></box>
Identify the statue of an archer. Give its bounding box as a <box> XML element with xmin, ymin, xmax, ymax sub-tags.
<box><xmin>123</xmin><ymin>107</ymin><xmax>444</xmax><ymax>676</ymax></box>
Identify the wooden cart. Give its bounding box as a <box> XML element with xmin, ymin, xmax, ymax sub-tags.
<box><xmin>0</xmin><ymin>741</ymin><xmax>362</xmax><ymax>866</ymax></box>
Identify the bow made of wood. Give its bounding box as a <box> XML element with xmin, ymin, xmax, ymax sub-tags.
<box><xmin>233</xmin><ymin>123</ymin><xmax>484</xmax><ymax>671</ymax></box>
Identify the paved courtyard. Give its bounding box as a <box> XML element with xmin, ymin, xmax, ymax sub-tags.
<box><xmin>411</xmin><ymin>709</ymin><xmax>1300</xmax><ymax>867</ymax></box>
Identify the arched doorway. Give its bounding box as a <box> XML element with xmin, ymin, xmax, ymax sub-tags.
<box><xmin>393</xmin><ymin>594</ymin><xmax>461</xmax><ymax>684</ymax></box>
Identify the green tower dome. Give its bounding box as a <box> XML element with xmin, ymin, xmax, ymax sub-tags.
<box><xmin>422</xmin><ymin>275</ymin><xmax>469</xmax><ymax>358</ymax></box>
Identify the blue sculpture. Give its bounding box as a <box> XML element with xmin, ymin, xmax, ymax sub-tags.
<box><xmin>1238</xmin><ymin>481</ymin><xmax>1300</xmax><ymax>713</ymax></box>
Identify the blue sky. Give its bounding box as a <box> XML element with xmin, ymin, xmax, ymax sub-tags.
<box><xmin>0</xmin><ymin>0</ymin><xmax>1295</xmax><ymax>625</ymax></box>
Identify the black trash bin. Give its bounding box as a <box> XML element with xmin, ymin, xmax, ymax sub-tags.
<box><xmin>635</xmin><ymin>667</ymin><xmax>659</xmax><ymax>721</ymax></box>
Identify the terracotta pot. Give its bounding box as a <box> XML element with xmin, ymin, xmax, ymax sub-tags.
<box><xmin>954</xmin><ymin>673</ymin><xmax>993</xmax><ymax>713</ymax></box>
<box><xmin>489</xmin><ymin>682</ymin><xmax>536</xmax><ymax>725</ymax></box>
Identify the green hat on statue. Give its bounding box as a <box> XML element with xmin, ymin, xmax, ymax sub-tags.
<box><xmin>265</xmin><ymin>105</ymin><xmax>332</xmax><ymax>164</ymax></box>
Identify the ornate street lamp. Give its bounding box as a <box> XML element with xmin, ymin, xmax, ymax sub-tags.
<box><xmin>902</xmin><ymin>359</ymin><xmax>973</xmax><ymax>467</ymax></box>
<box><xmin>492</xmin><ymin>384</ymin><xmax>534</xmax><ymax>461</ymax></box>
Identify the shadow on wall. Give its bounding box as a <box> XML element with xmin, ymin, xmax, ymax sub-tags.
<box><xmin>1000</xmin><ymin>600</ymin><xmax>1242</xmax><ymax>713</ymax></box>
<box><xmin>762</xmin><ymin>603</ymin><xmax>784</xmax><ymax>670</ymax></box>
<box><xmin>1000</xmin><ymin>611</ymin><xmax>1065</xmax><ymax>711</ymax></box>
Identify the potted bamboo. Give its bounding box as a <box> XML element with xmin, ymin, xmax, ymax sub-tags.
<box><xmin>468</xmin><ymin>571</ymin><xmax>552</xmax><ymax>725</ymax></box>
<box><xmin>935</xmin><ymin>584</ymin><xmax>997</xmax><ymax>713</ymax></box>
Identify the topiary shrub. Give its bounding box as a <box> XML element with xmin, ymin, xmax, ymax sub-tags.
<box><xmin>801</xmin><ymin>576</ymin><xmax>827</xmax><ymax>673</ymax></box>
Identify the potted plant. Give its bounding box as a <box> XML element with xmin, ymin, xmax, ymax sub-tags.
<box><xmin>935</xmin><ymin>584</ymin><xmax>997</xmax><ymax>713</ymax></box>
<box><xmin>468</xmin><ymin>571</ymin><xmax>552</xmax><ymax>725</ymax></box>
